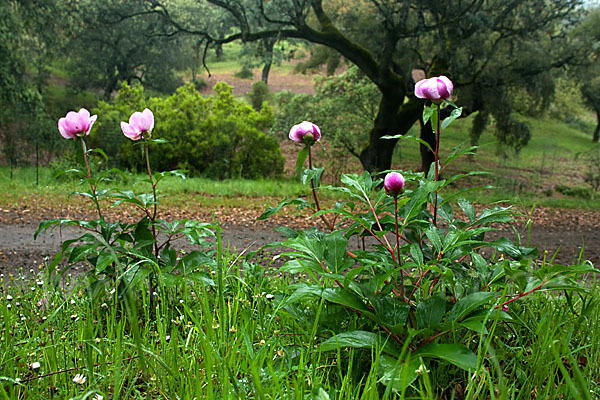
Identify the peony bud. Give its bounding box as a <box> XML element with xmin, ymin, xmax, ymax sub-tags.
<box><xmin>289</xmin><ymin>121</ymin><xmax>321</xmax><ymax>146</ymax></box>
<box><xmin>415</xmin><ymin>76</ymin><xmax>454</xmax><ymax>103</ymax></box>
<box><xmin>121</xmin><ymin>108</ymin><xmax>154</xmax><ymax>140</ymax></box>
<box><xmin>58</xmin><ymin>108</ymin><xmax>97</xmax><ymax>139</ymax></box>
<box><xmin>384</xmin><ymin>172</ymin><xmax>405</xmax><ymax>197</ymax></box>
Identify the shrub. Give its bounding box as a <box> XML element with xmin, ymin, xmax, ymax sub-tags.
<box><xmin>247</xmin><ymin>81</ymin><xmax>271</xmax><ymax>111</ymax></box>
<box><xmin>93</xmin><ymin>82</ymin><xmax>284</xmax><ymax>179</ymax></box>
<box><xmin>233</xmin><ymin>65</ymin><xmax>254</xmax><ymax>80</ymax></box>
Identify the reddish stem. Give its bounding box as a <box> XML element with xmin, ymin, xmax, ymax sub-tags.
<box><xmin>394</xmin><ymin>197</ymin><xmax>405</xmax><ymax>300</ymax></box>
<box><xmin>308</xmin><ymin>146</ymin><xmax>334</xmax><ymax>231</ymax></box>
<box><xmin>79</xmin><ymin>137</ymin><xmax>103</xmax><ymax>219</ymax></box>
<box><xmin>408</xmin><ymin>268</ymin><xmax>430</xmax><ymax>303</ymax></box>
<box><xmin>433</xmin><ymin>103</ymin><xmax>441</xmax><ymax>226</ymax></box>
<box><xmin>495</xmin><ymin>281</ymin><xmax>548</xmax><ymax>309</ymax></box>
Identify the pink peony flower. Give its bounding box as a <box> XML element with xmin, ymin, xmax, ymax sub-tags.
<box><xmin>120</xmin><ymin>108</ymin><xmax>154</xmax><ymax>140</ymax></box>
<box><xmin>415</xmin><ymin>76</ymin><xmax>454</xmax><ymax>102</ymax></box>
<box><xmin>289</xmin><ymin>121</ymin><xmax>321</xmax><ymax>146</ymax></box>
<box><xmin>384</xmin><ymin>172</ymin><xmax>405</xmax><ymax>197</ymax></box>
<box><xmin>58</xmin><ymin>108</ymin><xmax>97</xmax><ymax>139</ymax></box>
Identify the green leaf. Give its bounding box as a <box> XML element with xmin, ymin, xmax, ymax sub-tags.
<box><xmin>95</xmin><ymin>251</ymin><xmax>114</xmax><ymax>274</ymax></box>
<box><xmin>320</xmin><ymin>331</ymin><xmax>394</xmax><ymax>354</ymax></box>
<box><xmin>295</xmin><ymin>147</ymin><xmax>309</xmax><ymax>177</ymax></box>
<box><xmin>301</xmin><ymin>167</ymin><xmax>324</xmax><ymax>187</ymax></box>
<box><xmin>380</xmin><ymin>134</ymin><xmax>434</xmax><ymax>153</ymax></box>
<box><xmin>321</xmin><ymin>288</ymin><xmax>369</xmax><ymax>313</ymax></box>
<box><xmin>378</xmin><ymin>355</ymin><xmax>419</xmax><ymax>392</ymax></box>
<box><xmin>257</xmin><ymin>198</ymin><xmax>311</xmax><ymax>220</ymax></box>
<box><xmin>425</xmin><ymin>227</ymin><xmax>443</xmax><ymax>254</ymax></box>
<box><xmin>340</xmin><ymin>172</ymin><xmax>376</xmax><ymax>203</ymax></box>
<box><xmin>422</xmin><ymin>105</ymin><xmax>437</xmax><ymax>125</ymax></box>
<box><xmin>447</xmin><ymin>292</ymin><xmax>497</xmax><ymax>322</ymax></box>
<box><xmin>413</xmin><ymin>343</ymin><xmax>477</xmax><ymax>371</ymax></box>
<box><xmin>90</xmin><ymin>147</ymin><xmax>109</xmax><ymax>162</ymax></box>
<box><xmin>457</xmin><ymin>198</ymin><xmax>476</xmax><ymax>222</ymax></box>
<box><xmin>416</xmin><ymin>296</ymin><xmax>446</xmax><ymax>329</ymax></box>
<box><xmin>490</xmin><ymin>237</ymin><xmax>522</xmax><ymax>259</ymax></box>
<box><xmin>410</xmin><ymin>243</ymin><xmax>424</xmax><ymax>265</ymax></box>
<box><xmin>441</xmin><ymin>107</ymin><xmax>463</xmax><ymax>129</ymax></box>
<box><xmin>323</xmin><ymin>231</ymin><xmax>348</xmax><ymax>273</ymax></box>
<box><xmin>284</xmin><ymin>284</ymin><xmax>322</xmax><ymax>304</ymax></box>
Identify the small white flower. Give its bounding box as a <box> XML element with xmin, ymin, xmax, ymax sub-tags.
<box><xmin>415</xmin><ymin>364</ymin><xmax>430</xmax><ymax>375</ymax></box>
<box><xmin>30</xmin><ymin>361</ymin><xmax>41</xmax><ymax>370</ymax></box>
<box><xmin>70</xmin><ymin>299</ymin><xmax>76</xmax><ymax>305</ymax></box>
<box><xmin>94</xmin><ymin>394</ymin><xmax>103</xmax><ymax>400</ymax></box>
<box><xmin>6</xmin><ymin>304</ymin><xmax>11</xmax><ymax>309</ymax></box>
<box><xmin>36</xmin><ymin>280</ymin><xmax>44</xmax><ymax>286</ymax></box>
<box><xmin>6</xmin><ymin>295</ymin><xmax>12</xmax><ymax>301</ymax></box>
<box><xmin>73</xmin><ymin>373</ymin><xmax>86</xmax><ymax>385</ymax></box>
<box><xmin>265</xmin><ymin>293</ymin><xmax>275</xmax><ymax>300</ymax></box>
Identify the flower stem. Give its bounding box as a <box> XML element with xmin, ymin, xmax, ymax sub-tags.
<box><xmin>79</xmin><ymin>137</ymin><xmax>102</xmax><ymax>219</ymax></box>
<box><xmin>308</xmin><ymin>147</ymin><xmax>334</xmax><ymax>231</ymax></box>
<box><xmin>394</xmin><ymin>197</ymin><xmax>405</xmax><ymax>300</ymax></box>
<box><xmin>433</xmin><ymin>103</ymin><xmax>441</xmax><ymax>227</ymax></box>
<box><xmin>144</xmin><ymin>140</ymin><xmax>159</xmax><ymax>256</ymax></box>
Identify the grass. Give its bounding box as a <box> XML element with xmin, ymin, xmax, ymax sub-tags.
<box><xmin>201</xmin><ymin>41</ymin><xmax>301</xmax><ymax>77</ymax></box>
<box><xmin>1</xmin><ymin>244</ymin><xmax>599</xmax><ymax>398</ymax></box>
<box><xmin>389</xmin><ymin>112</ymin><xmax>600</xmax><ymax>209</ymax></box>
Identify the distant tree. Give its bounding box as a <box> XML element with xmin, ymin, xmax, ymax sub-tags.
<box><xmin>147</xmin><ymin>0</ymin><xmax>583</xmax><ymax>173</ymax></box>
<box><xmin>0</xmin><ymin>0</ymin><xmax>65</xmax><ymax>175</ymax></box>
<box><xmin>573</xmin><ymin>8</ymin><xmax>600</xmax><ymax>141</ymax></box>
<box><xmin>66</xmin><ymin>0</ymin><xmax>187</xmax><ymax>99</ymax></box>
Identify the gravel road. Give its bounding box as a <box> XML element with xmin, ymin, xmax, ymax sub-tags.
<box><xmin>1</xmin><ymin>219</ymin><xmax>598</xmax><ymax>279</ymax></box>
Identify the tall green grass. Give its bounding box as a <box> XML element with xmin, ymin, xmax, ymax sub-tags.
<box><xmin>1</xmin><ymin>256</ymin><xmax>598</xmax><ymax>398</ymax></box>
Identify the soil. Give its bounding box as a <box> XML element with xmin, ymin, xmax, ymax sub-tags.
<box><xmin>1</xmin><ymin>204</ymin><xmax>599</xmax><ymax>279</ymax></box>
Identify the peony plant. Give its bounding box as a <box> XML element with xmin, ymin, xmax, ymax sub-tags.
<box><xmin>37</xmin><ymin>108</ymin><xmax>215</xmax><ymax>303</ymax></box>
<box><xmin>258</xmin><ymin>103</ymin><xmax>596</xmax><ymax>392</ymax></box>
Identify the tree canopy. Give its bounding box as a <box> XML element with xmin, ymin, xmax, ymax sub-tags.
<box><xmin>148</xmin><ymin>0</ymin><xmax>586</xmax><ymax>172</ymax></box>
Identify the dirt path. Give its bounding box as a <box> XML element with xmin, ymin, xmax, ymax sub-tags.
<box><xmin>1</xmin><ymin>212</ymin><xmax>598</xmax><ymax>279</ymax></box>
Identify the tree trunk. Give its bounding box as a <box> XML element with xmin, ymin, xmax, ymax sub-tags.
<box><xmin>215</xmin><ymin>43</ymin><xmax>223</xmax><ymax>60</ymax></box>
<box><xmin>359</xmin><ymin>96</ymin><xmax>422</xmax><ymax>173</ymax></box>
<box><xmin>261</xmin><ymin>39</ymin><xmax>275</xmax><ymax>84</ymax></box>
<box><xmin>420</xmin><ymin>118</ymin><xmax>436</xmax><ymax>174</ymax></box>
<box><xmin>593</xmin><ymin>109</ymin><xmax>599</xmax><ymax>143</ymax></box>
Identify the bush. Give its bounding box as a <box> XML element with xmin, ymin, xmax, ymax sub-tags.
<box><xmin>233</xmin><ymin>65</ymin><xmax>254</xmax><ymax>80</ymax></box>
<box><xmin>247</xmin><ymin>81</ymin><xmax>271</xmax><ymax>111</ymax></box>
<box><xmin>271</xmin><ymin>67</ymin><xmax>380</xmax><ymax>180</ymax></box>
<box><xmin>93</xmin><ymin>82</ymin><xmax>284</xmax><ymax>179</ymax></box>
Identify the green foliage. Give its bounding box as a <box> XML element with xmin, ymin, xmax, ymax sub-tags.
<box><xmin>550</xmin><ymin>78</ymin><xmax>588</xmax><ymax>124</ymax></box>
<box><xmin>294</xmin><ymin>45</ymin><xmax>341</xmax><ymax>76</ymax></box>
<box><xmin>233</xmin><ymin>65</ymin><xmax>254</xmax><ymax>80</ymax></box>
<box><xmin>272</xmin><ymin>66</ymin><xmax>380</xmax><ymax>179</ymax></box>
<box><xmin>65</xmin><ymin>0</ymin><xmax>186</xmax><ymax>98</ymax></box>
<box><xmin>259</xmin><ymin>106</ymin><xmax>598</xmax><ymax>396</ymax></box>
<box><xmin>93</xmin><ymin>82</ymin><xmax>284</xmax><ymax>179</ymax></box>
<box><xmin>247</xmin><ymin>81</ymin><xmax>271</xmax><ymax>111</ymax></box>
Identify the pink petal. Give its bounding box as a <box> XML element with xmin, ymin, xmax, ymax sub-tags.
<box><xmin>140</xmin><ymin>108</ymin><xmax>154</xmax><ymax>131</ymax></box>
<box><xmin>85</xmin><ymin>114</ymin><xmax>97</xmax><ymax>136</ymax></box>
<box><xmin>128</xmin><ymin>112</ymin><xmax>143</xmax><ymax>131</ymax></box>
<box><xmin>121</xmin><ymin>121</ymin><xmax>142</xmax><ymax>140</ymax></box>
<box><xmin>58</xmin><ymin>118</ymin><xmax>75</xmax><ymax>139</ymax></box>
<box><xmin>63</xmin><ymin>111</ymin><xmax>83</xmax><ymax>132</ymax></box>
<box><xmin>289</xmin><ymin>124</ymin><xmax>304</xmax><ymax>143</ymax></box>
<box><xmin>438</xmin><ymin>76</ymin><xmax>453</xmax><ymax>96</ymax></box>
